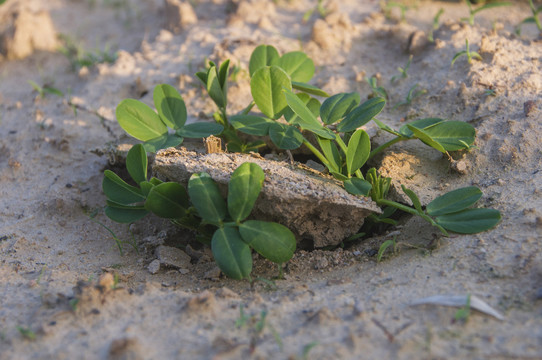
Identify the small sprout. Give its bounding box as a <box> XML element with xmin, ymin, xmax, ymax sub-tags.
<box><xmin>366</xmin><ymin>76</ymin><xmax>389</xmax><ymax>99</ymax></box>
<box><xmin>393</xmin><ymin>83</ymin><xmax>427</xmax><ymax>109</ymax></box>
<box><xmin>301</xmin><ymin>341</ymin><xmax>319</xmax><ymax>360</ymax></box>
<box><xmin>428</xmin><ymin>8</ymin><xmax>445</xmax><ymax>42</ymax></box>
<box><xmin>69</xmin><ymin>298</ymin><xmax>79</xmax><ymax>311</ymax></box>
<box><xmin>454</xmin><ymin>294</ymin><xmax>472</xmax><ymax>323</ymax></box>
<box><xmin>28</xmin><ymin>80</ymin><xmax>64</xmax><ymax>99</ymax></box>
<box><xmin>377</xmin><ymin>237</ymin><xmax>397</xmax><ymax>262</ymax></box>
<box><xmin>484</xmin><ymin>88</ymin><xmax>497</xmax><ymax>97</ymax></box>
<box><xmin>58</xmin><ymin>34</ymin><xmax>117</xmax><ymax>71</ymax></box>
<box><xmin>235</xmin><ymin>304</ymin><xmax>249</xmax><ymax>328</ymax></box>
<box><xmin>302</xmin><ymin>0</ymin><xmax>327</xmax><ymax>23</ymax></box>
<box><xmin>451</xmin><ymin>39</ymin><xmax>482</xmax><ymax>67</ymax></box>
<box><xmin>382</xmin><ymin>1</ymin><xmax>410</xmax><ymax>22</ymax></box>
<box><xmin>17</xmin><ymin>326</ymin><xmax>36</xmax><ymax>340</ymax></box>
<box><xmin>391</xmin><ymin>55</ymin><xmax>413</xmax><ymax>83</ymax></box>
<box><xmin>516</xmin><ymin>0</ymin><xmax>542</xmax><ymax>35</ymax></box>
<box><xmin>461</xmin><ymin>0</ymin><xmax>512</xmax><ymax>26</ymax></box>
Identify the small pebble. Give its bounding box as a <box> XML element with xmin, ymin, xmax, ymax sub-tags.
<box><xmin>147</xmin><ymin>259</ymin><xmax>160</xmax><ymax>274</ymax></box>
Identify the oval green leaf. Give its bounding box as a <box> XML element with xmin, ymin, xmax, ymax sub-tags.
<box><xmin>212</xmin><ymin>227</ymin><xmax>253</xmax><ymax>279</ymax></box>
<box><xmin>283</xmin><ymin>88</ymin><xmax>335</xmax><ymax>139</ymax></box>
<box><xmin>145</xmin><ymin>182</ymin><xmax>188</xmax><ymax>219</ymax></box>
<box><xmin>278</xmin><ymin>51</ymin><xmax>315</xmax><ymax>83</ymax></box>
<box><xmin>103</xmin><ymin>170</ymin><xmax>145</xmax><ymax>205</ymax></box>
<box><xmin>251</xmin><ymin>66</ymin><xmax>292</xmax><ymax>119</ymax></box>
<box><xmin>206</xmin><ymin>66</ymin><xmax>226</xmax><ymax>109</ymax></box>
<box><xmin>426</xmin><ymin>186</ymin><xmax>483</xmax><ymax>216</ymax></box>
<box><xmin>343</xmin><ymin>178</ymin><xmax>372</xmax><ymax>196</ymax></box>
<box><xmin>320</xmin><ymin>92</ymin><xmax>361</xmax><ymax>125</ymax></box>
<box><xmin>116</xmin><ymin>99</ymin><xmax>167</xmax><ymax>141</ymax></box>
<box><xmin>421</xmin><ymin>121</ymin><xmax>476</xmax><ymax>151</ymax></box>
<box><xmin>153</xmin><ymin>84</ymin><xmax>187</xmax><ymax>130</ymax></box>
<box><xmin>239</xmin><ymin>220</ymin><xmax>296</xmax><ymax>264</ymax></box>
<box><xmin>316</xmin><ymin>137</ymin><xmax>341</xmax><ymax>173</ymax></box>
<box><xmin>406</xmin><ymin>125</ymin><xmax>447</xmax><ymax>153</ymax></box>
<box><xmin>269</xmin><ymin>123</ymin><xmax>303</xmax><ymax>150</ymax></box>
<box><xmin>291</xmin><ymin>82</ymin><xmax>330</xmax><ymax>97</ymax></box>
<box><xmin>188</xmin><ymin>172</ymin><xmax>227</xmax><ymax>225</ymax></box>
<box><xmin>435</xmin><ymin>208</ymin><xmax>501</xmax><ymax>234</ymax></box>
<box><xmin>336</xmin><ymin>97</ymin><xmax>386</xmax><ymax>133</ymax></box>
<box><xmin>249</xmin><ymin>45</ymin><xmax>280</xmax><ymax>77</ymax></box>
<box><xmin>346</xmin><ymin>129</ymin><xmax>370</xmax><ymax>176</ymax></box>
<box><xmin>228</xmin><ymin>163</ymin><xmax>265</xmax><ymax>222</ymax></box>
<box><xmin>399</xmin><ymin>118</ymin><xmax>444</xmax><ymax>138</ymax></box>
<box><xmin>177</xmin><ymin>122</ymin><xmax>224</xmax><ymax>138</ymax></box>
<box><xmin>230</xmin><ymin>115</ymin><xmax>275</xmax><ymax>136</ymax></box>
<box><xmin>283</xmin><ymin>92</ymin><xmax>320</xmax><ymax>124</ymax></box>
<box><xmin>126</xmin><ymin>144</ymin><xmax>148</xmax><ymax>184</ymax></box>
<box><xmin>105</xmin><ymin>202</ymin><xmax>149</xmax><ymax>223</ymax></box>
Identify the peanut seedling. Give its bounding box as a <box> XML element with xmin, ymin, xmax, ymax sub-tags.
<box><xmin>461</xmin><ymin>0</ymin><xmax>512</xmax><ymax>26</ymax></box>
<box><xmin>451</xmin><ymin>39</ymin><xmax>482</xmax><ymax>67</ymax></box>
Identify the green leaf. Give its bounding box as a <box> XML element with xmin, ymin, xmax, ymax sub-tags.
<box><xmin>142</xmin><ymin>133</ymin><xmax>183</xmax><ymax>152</ymax></box>
<box><xmin>377</xmin><ymin>239</ymin><xmax>396</xmax><ymax>262</ymax></box>
<box><xmin>239</xmin><ymin>220</ymin><xmax>296</xmax><ymax>264</ymax></box>
<box><xmin>316</xmin><ymin>137</ymin><xmax>341</xmax><ymax>173</ymax></box>
<box><xmin>145</xmin><ymin>182</ymin><xmax>189</xmax><ymax>219</ymax></box>
<box><xmin>188</xmin><ymin>172</ymin><xmax>227</xmax><ymax>225</ymax></box>
<box><xmin>105</xmin><ymin>202</ymin><xmax>149</xmax><ymax>223</ymax></box>
<box><xmin>251</xmin><ymin>66</ymin><xmax>292</xmax><ymax>119</ymax></box>
<box><xmin>401</xmin><ymin>185</ymin><xmax>422</xmax><ymax>213</ymax></box>
<box><xmin>426</xmin><ymin>186</ymin><xmax>483</xmax><ymax>216</ymax></box>
<box><xmin>269</xmin><ymin>123</ymin><xmax>303</xmax><ymax>150</ymax></box>
<box><xmin>337</xmin><ymin>97</ymin><xmax>386</xmax><ymax>133</ymax></box>
<box><xmin>283</xmin><ymin>88</ymin><xmax>335</xmax><ymax>139</ymax></box>
<box><xmin>230</xmin><ymin>115</ymin><xmax>275</xmax><ymax>136</ymax></box>
<box><xmin>283</xmin><ymin>93</ymin><xmax>320</xmax><ymax>124</ymax></box>
<box><xmin>139</xmin><ymin>181</ymin><xmax>153</xmax><ymax>197</ymax></box>
<box><xmin>153</xmin><ymin>84</ymin><xmax>187</xmax><ymax>129</ymax></box>
<box><xmin>399</xmin><ymin>118</ymin><xmax>444</xmax><ymax>138</ymax></box>
<box><xmin>451</xmin><ymin>50</ymin><xmax>467</xmax><ymax>67</ymax></box>
<box><xmin>435</xmin><ymin>208</ymin><xmax>501</xmax><ymax>234</ymax></box>
<box><xmin>126</xmin><ymin>144</ymin><xmax>148</xmax><ymax>184</ymax></box>
<box><xmin>206</xmin><ymin>66</ymin><xmax>226</xmax><ymax>109</ymax></box>
<box><xmin>218</xmin><ymin>59</ymin><xmax>230</xmax><ymax>88</ymax></box>
<box><xmin>320</xmin><ymin>92</ymin><xmax>361</xmax><ymax>125</ymax></box>
<box><xmin>212</xmin><ymin>227</ymin><xmax>253</xmax><ymax>279</ymax></box>
<box><xmin>346</xmin><ymin>129</ymin><xmax>370</xmax><ymax>176</ymax></box>
<box><xmin>344</xmin><ymin>178</ymin><xmax>372</xmax><ymax>196</ymax></box>
<box><xmin>292</xmin><ymin>82</ymin><xmax>330</xmax><ymax>97</ymax></box>
<box><xmin>103</xmin><ymin>170</ymin><xmax>145</xmax><ymax>205</ymax></box>
<box><xmin>116</xmin><ymin>99</ymin><xmax>167</xmax><ymax>141</ymax></box>
<box><xmin>406</xmin><ymin>125</ymin><xmax>446</xmax><ymax>153</ymax></box>
<box><xmin>249</xmin><ymin>45</ymin><xmax>280</xmax><ymax>77</ymax></box>
<box><xmin>278</xmin><ymin>51</ymin><xmax>315</xmax><ymax>83</ymax></box>
<box><xmin>330</xmin><ymin>171</ymin><xmax>349</xmax><ymax>181</ymax></box>
<box><xmin>373</xmin><ymin>118</ymin><xmax>401</xmax><ymax>136</ymax></box>
<box><xmin>176</xmin><ymin>122</ymin><xmax>224</xmax><ymax>138</ymax></box>
<box><xmin>228</xmin><ymin>163</ymin><xmax>265</xmax><ymax>222</ymax></box>
<box><xmin>421</xmin><ymin>121</ymin><xmax>476</xmax><ymax>151</ymax></box>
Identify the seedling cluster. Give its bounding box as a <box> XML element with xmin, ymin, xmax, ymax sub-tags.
<box><xmin>103</xmin><ymin>44</ymin><xmax>501</xmax><ymax>279</ymax></box>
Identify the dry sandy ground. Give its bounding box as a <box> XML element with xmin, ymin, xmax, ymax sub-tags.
<box><xmin>1</xmin><ymin>0</ymin><xmax>541</xmax><ymax>359</ymax></box>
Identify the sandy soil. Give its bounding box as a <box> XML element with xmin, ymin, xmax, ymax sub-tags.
<box><xmin>1</xmin><ymin>0</ymin><xmax>541</xmax><ymax>359</ymax></box>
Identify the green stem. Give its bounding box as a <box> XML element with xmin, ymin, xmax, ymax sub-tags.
<box><xmin>377</xmin><ymin>199</ymin><xmax>448</xmax><ymax>236</ymax></box>
<box><xmin>302</xmin><ymin>139</ymin><xmax>331</xmax><ymax>169</ymax></box>
<box><xmin>368</xmin><ymin>136</ymin><xmax>407</xmax><ymax>160</ymax></box>
<box><xmin>241</xmin><ymin>101</ymin><xmax>256</xmax><ymax>115</ymax></box>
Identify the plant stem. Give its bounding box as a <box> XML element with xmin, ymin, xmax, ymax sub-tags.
<box><xmin>368</xmin><ymin>136</ymin><xmax>407</xmax><ymax>160</ymax></box>
<box><xmin>302</xmin><ymin>139</ymin><xmax>331</xmax><ymax>169</ymax></box>
<box><xmin>241</xmin><ymin>101</ymin><xmax>256</xmax><ymax>115</ymax></box>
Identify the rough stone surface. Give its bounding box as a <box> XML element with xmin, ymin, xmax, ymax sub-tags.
<box><xmin>155</xmin><ymin>245</ymin><xmax>192</xmax><ymax>269</ymax></box>
<box><xmin>152</xmin><ymin>148</ymin><xmax>381</xmax><ymax>248</ymax></box>
<box><xmin>147</xmin><ymin>259</ymin><xmax>161</xmax><ymax>274</ymax></box>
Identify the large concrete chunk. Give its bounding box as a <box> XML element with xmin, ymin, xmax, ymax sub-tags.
<box><xmin>153</xmin><ymin>148</ymin><xmax>381</xmax><ymax>248</ymax></box>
